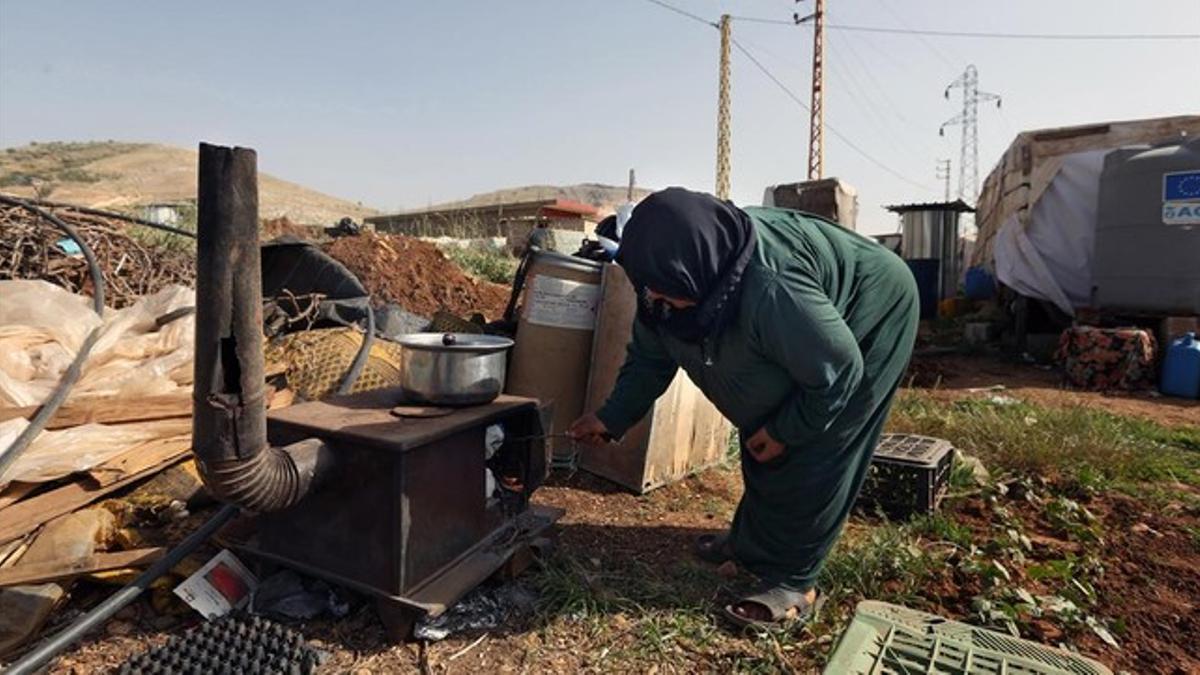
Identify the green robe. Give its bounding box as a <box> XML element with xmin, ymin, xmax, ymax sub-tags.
<box><xmin>596</xmin><ymin>207</ymin><xmax>919</xmax><ymax>590</ymax></box>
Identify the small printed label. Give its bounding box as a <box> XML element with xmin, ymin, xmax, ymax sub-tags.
<box><xmin>1163</xmin><ymin>170</ymin><xmax>1200</xmax><ymax>225</ymax></box>
<box><xmin>1163</xmin><ymin>202</ymin><xmax>1200</xmax><ymax>226</ymax></box>
<box><xmin>525</xmin><ymin>274</ymin><xmax>600</xmax><ymax>330</ymax></box>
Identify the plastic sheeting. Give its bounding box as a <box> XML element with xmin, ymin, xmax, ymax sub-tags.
<box><xmin>0</xmin><ymin>418</ymin><xmax>191</xmax><ymax>488</ymax></box>
<box><xmin>993</xmin><ymin>149</ymin><xmax>1107</xmax><ymax>316</ymax></box>
<box><xmin>0</xmin><ymin>280</ymin><xmax>194</xmax><ymax>408</ymax></box>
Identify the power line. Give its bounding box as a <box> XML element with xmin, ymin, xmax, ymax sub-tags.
<box><xmin>728</xmin><ymin>14</ymin><xmax>795</xmax><ymax>25</ymax></box>
<box><xmin>729</xmin><ymin>14</ymin><xmax>802</xmax><ymax>25</ymax></box>
<box><xmin>730</xmin><ymin>37</ymin><xmax>938</xmax><ymax>194</ymax></box>
<box><xmin>868</xmin><ymin>0</ymin><xmax>957</xmax><ymax>69</ymax></box>
<box><xmin>641</xmin><ymin>0</ymin><xmax>717</xmax><ymax>28</ymax></box>
<box><xmin>825</xmin><ymin>24</ymin><xmax>1199</xmax><ymax>40</ymax></box>
<box><xmin>729</xmin><ymin>15</ymin><xmax>1198</xmax><ymax>40</ymax></box>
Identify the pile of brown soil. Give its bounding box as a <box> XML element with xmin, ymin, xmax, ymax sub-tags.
<box><xmin>261</xmin><ymin>216</ymin><xmax>319</xmax><ymax>240</ymax></box>
<box><xmin>323</xmin><ymin>232</ymin><xmax>510</xmax><ymax>320</ymax></box>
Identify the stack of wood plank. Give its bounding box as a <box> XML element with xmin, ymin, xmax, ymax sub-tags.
<box><xmin>0</xmin><ymin>392</ymin><xmax>195</xmax><ymax>656</ymax></box>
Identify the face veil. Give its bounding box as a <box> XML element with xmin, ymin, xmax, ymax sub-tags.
<box><xmin>616</xmin><ymin>188</ymin><xmax>757</xmax><ymax>343</ymax></box>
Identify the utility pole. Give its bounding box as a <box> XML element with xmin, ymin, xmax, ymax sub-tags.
<box><xmin>795</xmin><ymin>0</ymin><xmax>824</xmax><ymax>181</ymax></box>
<box><xmin>715</xmin><ymin>14</ymin><xmax>732</xmax><ymax>200</ymax></box>
<box><xmin>936</xmin><ymin>159</ymin><xmax>952</xmax><ymax>201</ymax></box>
<box><xmin>627</xmin><ymin>168</ymin><xmax>636</xmax><ymax>201</ymax></box>
<box><xmin>939</xmin><ymin>65</ymin><xmax>1000</xmax><ymax>205</ymax></box>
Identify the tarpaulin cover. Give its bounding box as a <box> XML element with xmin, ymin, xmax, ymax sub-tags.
<box><xmin>993</xmin><ymin>150</ymin><xmax>1107</xmax><ymax>315</ymax></box>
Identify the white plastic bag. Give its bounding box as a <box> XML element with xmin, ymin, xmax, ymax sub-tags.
<box><xmin>0</xmin><ymin>281</ymin><xmax>195</xmax><ymax>407</ymax></box>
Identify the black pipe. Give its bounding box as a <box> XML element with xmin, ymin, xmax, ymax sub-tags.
<box><xmin>192</xmin><ymin>143</ymin><xmax>332</xmax><ymax>512</ymax></box>
<box><xmin>2</xmin><ymin>504</ymin><xmax>239</xmax><ymax>675</ymax></box>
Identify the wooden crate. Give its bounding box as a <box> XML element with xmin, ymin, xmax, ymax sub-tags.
<box><xmin>579</xmin><ymin>264</ymin><xmax>732</xmax><ymax>493</ymax></box>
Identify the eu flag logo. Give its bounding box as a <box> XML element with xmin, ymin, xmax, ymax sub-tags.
<box><xmin>1164</xmin><ymin>171</ymin><xmax>1200</xmax><ymax>201</ymax></box>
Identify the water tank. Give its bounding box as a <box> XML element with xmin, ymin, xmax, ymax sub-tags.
<box><xmin>1093</xmin><ymin>138</ymin><xmax>1200</xmax><ymax>313</ymax></box>
<box><xmin>1161</xmin><ymin>332</ymin><xmax>1200</xmax><ymax>399</ymax></box>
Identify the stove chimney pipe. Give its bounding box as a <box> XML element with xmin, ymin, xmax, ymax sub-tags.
<box><xmin>192</xmin><ymin>143</ymin><xmax>331</xmax><ymax>511</ymax></box>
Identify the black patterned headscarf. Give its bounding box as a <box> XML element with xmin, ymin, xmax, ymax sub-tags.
<box><xmin>616</xmin><ymin>188</ymin><xmax>757</xmax><ymax>343</ymax></box>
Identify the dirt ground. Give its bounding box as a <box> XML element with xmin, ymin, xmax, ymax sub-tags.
<box><xmin>908</xmin><ymin>352</ymin><xmax>1200</xmax><ymax>429</ymax></box>
<box><xmin>328</xmin><ymin>230</ymin><xmax>511</xmax><ymax>319</ymax></box>
<box><xmin>29</xmin><ymin>352</ymin><xmax>1200</xmax><ymax>673</ymax></box>
<box><xmin>324</xmin><ymin>232</ymin><xmax>510</xmax><ymax>320</ymax></box>
<box><xmin>45</xmin><ymin>467</ymin><xmax>1199</xmax><ymax>673</ymax></box>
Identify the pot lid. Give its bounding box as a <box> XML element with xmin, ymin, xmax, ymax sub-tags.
<box><xmin>397</xmin><ymin>332</ymin><xmax>514</xmax><ymax>352</ymax></box>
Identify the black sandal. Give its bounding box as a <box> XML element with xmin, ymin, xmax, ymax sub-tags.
<box><xmin>694</xmin><ymin>532</ymin><xmax>735</xmax><ymax>564</ymax></box>
<box><xmin>723</xmin><ymin>586</ymin><xmax>824</xmax><ymax>629</ymax></box>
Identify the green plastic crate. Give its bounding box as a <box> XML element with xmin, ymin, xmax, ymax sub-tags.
<box><xmin>824</xmin><ymin>601</ymin><xmax>1111</xmax><ymax>675</ymax></box>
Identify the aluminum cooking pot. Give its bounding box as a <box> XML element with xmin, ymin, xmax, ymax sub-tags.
<box><xmin>397</xmin><ymin>332</ymin><xmax>514</xmax><ymax>406</ymax></box>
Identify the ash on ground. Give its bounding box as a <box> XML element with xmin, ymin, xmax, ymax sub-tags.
<box><xmin>413</xmin><ymin>582</ymin><xmax>537</xmax><ymax>641</ymax></box>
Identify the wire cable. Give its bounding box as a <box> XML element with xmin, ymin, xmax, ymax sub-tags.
<box><xmin>824</xmin><ymin>23</ymin><xmax>1199</xmax><ymax>41</ymax></box>
<box><xmin>6</xmin><ymin>195</ymin><xmax>198</xmax><ymax>238</ymax></box>
<box><xmin>868</xmin><ymin>0</ymin><xmax>959</xmax><ymax>69</ymax></box>
<box><xmin>729</xmin><ymin>38</ymin><xmax>938</xmax><ymax>194</ymax></box>
<box><xmin>641</xmin><ymin>0</ymin><xmax>718</xmax><ymax>28</ymax></box>
<box><xmin>728</xmin><ymin>15</ymin><xmax>1198</xmax><ymax>40</ymax></box>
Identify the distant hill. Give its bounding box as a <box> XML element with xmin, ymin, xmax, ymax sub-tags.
<box><xmin>436</xmin><ymin>183</ymin><xmax>652</xmax><ymax>216</ymax></box>
<box><xmin>0</xmin><ymin>141</ymin><xmax>377</xmax><ymax>224</ymax></box>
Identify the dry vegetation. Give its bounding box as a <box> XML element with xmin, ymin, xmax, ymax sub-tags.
<box><xmin>0</xmin><ymin>141</ymin><xmax>377</xmax><ymax>224</ymax></box>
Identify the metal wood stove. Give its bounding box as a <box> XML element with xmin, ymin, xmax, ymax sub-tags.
<box><xmin>231</xmin><ymin>390</ymin><xmax>560</xmax><ymax>638</ymax></box>
<box><xmin>190</xmin><ymin>143</ymin><xmax>560</xmax><ymax>640</ymax></box>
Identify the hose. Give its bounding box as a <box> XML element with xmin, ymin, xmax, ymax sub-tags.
<box><xmin>3</xmin><ymin>194</ymin><xmax>199</xmax><ymax>239</ymax></box>
<box><xmin>0</xmin><ymin>196</ymin><xmax>106</xmax><ymax>482</ymax></box>
<box><xmin>336</xmin><ymin>302</ymin><xmax>375</xmax><ymax>395</ymax></box>
<box><xmin>503</xmin><ymin>246</ymin><xmax>536</xmax><ymax>323</ymax></box>
<box><xmin>1</xmin><ymin>504</ymin><xmax>239</xmax><ymax>675</ymax></box>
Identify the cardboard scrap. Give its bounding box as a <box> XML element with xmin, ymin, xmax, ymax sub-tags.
<box><xmin>0</xmin><ymin>583</ymin><xmax>63</xmax><ymax>657</ymax></box>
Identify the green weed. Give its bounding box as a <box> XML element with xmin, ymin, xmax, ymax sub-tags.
<box><xmin>888</xmin><ymin>390</ymin><xmax>1200</xmax><ymax>489</ymax></box>
<box><xmin>442</xmin><ymin>245</ymin><xmax>518</xmax><ymax>284</ymax></box>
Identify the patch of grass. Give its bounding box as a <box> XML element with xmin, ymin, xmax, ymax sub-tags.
<box><xmin>888</xmin><ymin>390</ymin><xmax>1200</xmax><ymax>489</ymax></box>
<box><xmin>820</xmin><ymin>522</ymin><xmax>940</xmax><ymax>607</ymax></box>
<box><xmin>442</xmin><ymin>245</ymin><xmax>518</xmax><ymax>284</ymax></box>
<box><xmin>909</xmin><ymin>512</ymin><xmax>974</xmax><ymax>549</ymax></box>
<box><xmin>1184</xmin><ymin>525</ymin><xmax>1200</xmax><ymax>552</ymax></box>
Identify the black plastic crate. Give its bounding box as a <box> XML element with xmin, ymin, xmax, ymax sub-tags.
<box><xmin>857</xmin><ymin>434</ymin><xmax>954</xmax><ymax>518</ymax></box>
<box><xmin>117</xmin><ymin>612</ymin><xmax>328</xmax><ymax>675</ymax></box>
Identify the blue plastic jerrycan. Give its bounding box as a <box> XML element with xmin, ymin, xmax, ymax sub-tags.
<box><xmin>1161</xmin><ymin>332</ymin><xmax>1200</xmax><ymax>399</ymax></box>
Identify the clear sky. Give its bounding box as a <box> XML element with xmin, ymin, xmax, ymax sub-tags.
<box><xmin>1</xmin><ymin>1</ymin><xmax>1197</xmax><ymax>234</ymax></box>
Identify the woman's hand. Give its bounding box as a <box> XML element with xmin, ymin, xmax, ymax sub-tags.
<box><xmin>568</xmin><ymin>412</ymin><xmax>613</xmax><ymax>446</ymax></box>
<box><xmin>746</xmin><ymin>426</ymin><xmax>785</xmax><ymax>462</ymax></box>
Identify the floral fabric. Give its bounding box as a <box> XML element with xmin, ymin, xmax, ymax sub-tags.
<box><xmin>1056</xmin><ymin>326</ymin><xmax>1157</xmax><ymax>391</ymax></box>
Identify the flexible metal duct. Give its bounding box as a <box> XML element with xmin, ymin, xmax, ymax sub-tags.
<box><xmin>192</xmin><ymin>143</ymin><xmax>332</xmax><ymax>512</ymax></box>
